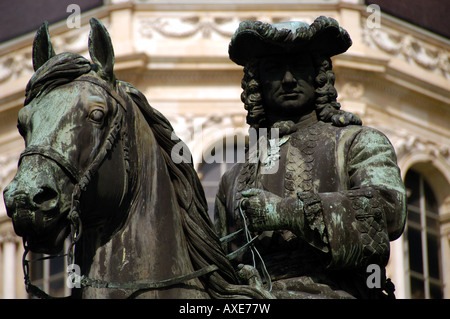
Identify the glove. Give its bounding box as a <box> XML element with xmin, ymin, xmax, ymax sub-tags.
<box><xmin>241</xmin><ymin>188</ymin><xmax>304</xmax><ymax>232</ymax></box>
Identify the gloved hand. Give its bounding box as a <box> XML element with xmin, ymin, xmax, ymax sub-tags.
<box><xmin>240</xmin><ymin>188</ymin><xmax>304</xmax><ymax>232</ymax></box>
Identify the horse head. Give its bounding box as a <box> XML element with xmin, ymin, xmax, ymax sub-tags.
<box><xmin>3</xmin><ymin>19</ymin><xmax>130</xmax><ymax>254</ymax></box>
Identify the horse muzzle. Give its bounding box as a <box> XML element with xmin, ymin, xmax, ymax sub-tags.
<box><xmin>3</xmin><ymin>166</ymin><xmax>72</xmax><ymax>253</ymax></box>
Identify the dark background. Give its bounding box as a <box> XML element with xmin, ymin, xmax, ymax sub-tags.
<box><xmin>365</xmin><ymin>0</ymin><xmax>449</xmax><ymax>38</ymax></box>
<box><xmin>0</xmin><ymin>0</ymin><xmax>103</xmax><ymax>43</ymax></box>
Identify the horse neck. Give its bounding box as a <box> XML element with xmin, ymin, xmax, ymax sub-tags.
<box><xmin>78</xmin><ymin>105</ymin><xmax>208</xmax><ymax>298</ymax></box>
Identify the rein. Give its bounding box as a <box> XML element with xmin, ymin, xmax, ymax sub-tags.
<box><xmin>20</xmin><ymin>76</ymin><xmax>221</xmax><ymax>299</ymax></box>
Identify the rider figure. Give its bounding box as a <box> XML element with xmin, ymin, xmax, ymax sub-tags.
<box><xmin>214</xmin><ymin>17</ymin><xmax>406</xmax><ymax>299</ymax></box>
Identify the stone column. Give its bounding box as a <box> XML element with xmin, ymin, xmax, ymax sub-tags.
<box><xmin>1</xmin><ymin>232</ymin><xmax>18</xmax><ymax>299</ymax></box>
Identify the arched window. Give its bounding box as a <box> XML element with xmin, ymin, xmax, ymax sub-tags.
<box><xmin>198</xmin><ymin>137</ymin><xmax>246</xmax><ymax>221</ymax></box>
<box><xmin>404</xmin><ymin>169</ymin><xmax>443</xmax><ymax>299</ymax></box>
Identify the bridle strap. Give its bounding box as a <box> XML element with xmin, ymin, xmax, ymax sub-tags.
<box><xmin>19</xmin><ymin>145</ymin><xmax>81</xmax><ymax>182</ymax></box>
<box><xmin>74</xmin><ymin>76</ymin><xmax>128</xmax><ymax>112</ymax></box>
<box><xmin>22</xmin><ymin>243</ymin><xmax>69</xmax><ymax>299</ymax></box>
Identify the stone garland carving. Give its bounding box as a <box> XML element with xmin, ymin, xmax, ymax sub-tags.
<box><xmin>138</xmin><ymin>15</ymin><xmax>315</xmax><ymax>39</ymax></box>
<box><xmin>139</xmin><ymin>16</ymin><xmax>240</xmax><ymax>39</ymax></box>
<box><xmin>339</xmin><ymin>81</ymin><xmax>365</xmax><ymax>99</ymax></box>
<box><xmin>361</xmin><ymin>17</ymin><xmax>450</xmax><ymax>77</ymax></box>
<box><xmin>165</xmin><ymin>113</ymin><xmax>247</xmax><ymax>154</ymax></box>
<box><xmin>394</xmin><ymin>134</ymin><xmax>450</xmax><ymax>161</ymax></box>
<box><xmin>374</xmin><ymin>126</ymin><xmax>450</xmax><ymax>165</ymax></box>
<box><xmin>0</xmin><ymin>154</ymin><xmax>20</xmax><ymax>189</ymax></box>
<box><xmin>52</xmin><ymin>28</ymin><xmax>90</xmax><ymax>55</ymax></box>
<box><xmin>0</xmin><ymin>49</ymin><xmax>33</xmax><ymax>83</ymax></box>
<box><xmin>0</xmin><ymin>28</ymin><xmax>89</xmax><ymax>84</ymax></box>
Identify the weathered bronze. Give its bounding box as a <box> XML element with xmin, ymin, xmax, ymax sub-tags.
<box><xmin>215</xmin><ymin>17</ymin><xmax>407</xmax><ymax>299</ymax></box>
<box><xmin>3</xmin><ymin>18</ymin><xmax>271</xmax><ymax>299</ymax></box>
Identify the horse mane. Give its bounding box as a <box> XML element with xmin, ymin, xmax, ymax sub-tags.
<box><xmin>25</xmin><ymin>52</ymin><xmax>267</xmax><ymax>299</ymax></box>
<box><xmin>117</xmin><ymin>81</ymin><xmax>268</xmax><ymax>299</ymax></box>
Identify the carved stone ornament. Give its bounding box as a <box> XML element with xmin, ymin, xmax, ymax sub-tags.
<box><xmin>392</xmin><ymin>130</ymin><xmax>450</xmax><ymax>161</ymax></box>
<box><xmin>0</xmin><ymin>27</ymin><xmax>90</xmax><ymax>84</ymax></box>
<box><xmin>137</xmin><ymin>15</ymin><xmax>317</xmax><ymax>40</ymax></box>
<box><xmin>361</xmin><ymin>17</ymin><xmax>450</xmax><ymax>76</ymax></box>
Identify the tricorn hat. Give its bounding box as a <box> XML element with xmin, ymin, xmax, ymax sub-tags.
<box><xmin>228</xmin><ymin>16</ymin><xmax>352</xmax><ymax>66</ymax></box>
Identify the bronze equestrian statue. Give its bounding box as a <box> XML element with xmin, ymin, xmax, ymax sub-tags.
<box><xmin>3</xmin><ymin>18</ymin><xmax>270</xmax><ymax>299</ymax></box>
<box><xmin>3</xmin><ymin>16</ymin><xmax>405</xmax><ymax>300</ymax></box>
<box><xmin>214</xmin><ymin>17</ymin><xmax>406</xmax><ymax>299</ymax></box>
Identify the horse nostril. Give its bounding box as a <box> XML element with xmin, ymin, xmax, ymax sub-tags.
<box><xmin>33</xmin><ymin>187</ymin><xmax>59</xmax><ymax>209</ymax></box>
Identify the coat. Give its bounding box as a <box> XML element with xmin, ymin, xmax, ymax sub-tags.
<box><xmin>214</xmin><ymin>120</ymin><xmax>406</xmax><ymax>298</ymax></box>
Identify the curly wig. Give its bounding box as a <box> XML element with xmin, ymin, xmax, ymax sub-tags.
<box><xmin>240</xmin><ymin>55</ymin><xmax>361</xmax><ymax>130</ymax></box>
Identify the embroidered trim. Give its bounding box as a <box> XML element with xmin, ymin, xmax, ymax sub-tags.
<box><xmin>285</xmin><ymin>122</ymin><xmax>322</xmax><ymax>195</ymax></box>
<box><xmin>297</xmin><ymin>192</ymin><xmax>328</xmax><ymax>245</ymax></box>
<box><xmin>345</xmin><ymin>187</ymin><xmax>389</xmax><ymax>266</ymax></box>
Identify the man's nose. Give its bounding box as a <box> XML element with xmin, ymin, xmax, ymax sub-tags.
<box><xmin>281</xmin><ymin>69</ymin><xmax>296</xmax><ymax>87</ymax></box>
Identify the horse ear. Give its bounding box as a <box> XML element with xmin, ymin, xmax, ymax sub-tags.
<box><xmin>88</xmin><ymin>18</ymin><xmax>115</xmax><ymax>84</ymax></box>
<box><xmin>32</xmin><ymin>21</ymin><xmax>56</xmax><ymax>71</ymax></box>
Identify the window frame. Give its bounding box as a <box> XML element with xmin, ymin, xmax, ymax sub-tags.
<box><xmin>404</xmin><ymin>170</ymin><xmax>444</xmax><ymax>299</ymax></box>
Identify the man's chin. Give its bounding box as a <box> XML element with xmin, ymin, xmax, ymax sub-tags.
<box><xmin>267</xmin><ymin>104</ymin><xmax>316</xmax><ymax>121</ymax></box>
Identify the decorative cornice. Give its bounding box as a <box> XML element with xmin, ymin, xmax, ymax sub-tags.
<box><xmin>166</xmin><ymin>112</ymin><xmax>247</xmax><ymax>143</ymax></box>
<box><xmin>0</xmin><ymin>230</ymin><xmax>21</xmax><ymax>244</ymax></box>
<box><xmin>395</xmin><ymin>134</ymin><xmax>449</xmax><ymax>161</ymax></box>
<box><xmin>0</xmin><ymin>153</ymin><xmax>19</xmax><ymax>187</ymax></box>
<box><xmin>0</xmin><ymin>48</ymin><xmax>33</xmax><ymax>84</ymax></box>
<box><xmin>0</xmin><ymin>27</ymin><xmax>90</xmax><ymax>85</ymax></box>
<box><xmin>338</xmin><ymin>81</ymin><xmax>365</xmax><ymax>99</ymax></box>
<box><xmin>138</xmin><ymin>16</ymin><xmax>237</xmax><ymax>39</ymax></box>
<box><xmin>136</xmin><ymin>14</ymin><xmax>318</xmax><ymax>40</ymax></box>
<box><xmin>361</xmin><ymin>16</ymin><xmax>450</xmax><ymax>77</ymax></box>
<box><xmin>373</xmin><ymin>126</ymin><xmax>450</xmax><ymax>165</ymax></box>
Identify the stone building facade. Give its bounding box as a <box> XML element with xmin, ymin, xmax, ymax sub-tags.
<box><xmin>0</xmin><ymin>0</ymin><xmax>448</xmax><ymax>299</ymax></box>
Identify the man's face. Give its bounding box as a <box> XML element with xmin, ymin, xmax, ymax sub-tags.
<box><xmin>259</xmin><ymin>53</ymin><xmax>316</xmax><ymax>119</ymax></box>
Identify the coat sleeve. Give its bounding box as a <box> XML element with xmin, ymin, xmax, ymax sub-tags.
<box><xmin>302</xmin><ymin>127</ymin><xmax>406</xmax><ymax>269</ymax></box>
<box><xmin>214</xmin><ymin>164</ymin><xmax>243</xmax><ymax>254</ymax></box>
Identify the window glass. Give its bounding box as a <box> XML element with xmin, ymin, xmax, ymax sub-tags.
<box><xmin>198</xmin><ymin>138</ymin><xmax>246</xmax><ymax>221</ymax></box>
<box><xmin>404</xmin><ymin>169</ymin><xmax>443</xmax><ymax>299</ymax></box>
<box><xmin>410</xmin><ymin>277</ymin><xmax>425</xmax><ymax>299</ymax></box>
<box><xmin>427</xmin><ymin>233</ymin><xmax>441</xmax><ymax>280</ymax></box>
<box><xmin>407</xmin><ymin>227</ymin><xmax>423</xmax><ymax>274</ymax></box>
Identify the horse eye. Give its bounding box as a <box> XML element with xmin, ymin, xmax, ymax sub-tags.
<box><xmin>89</xmin><ymin>109</ymin><xmax>105</xmax><ymax>123</ymax></box>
